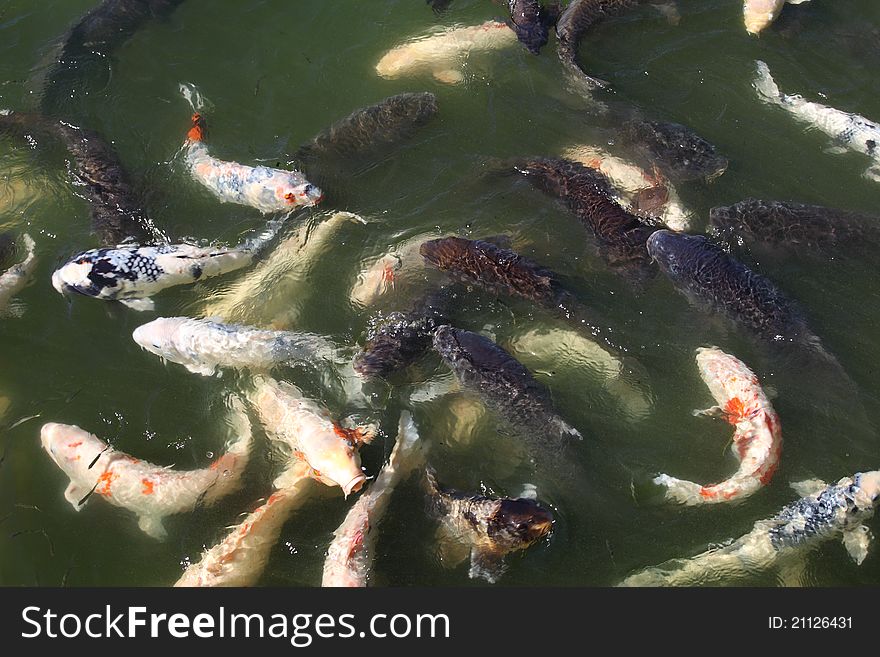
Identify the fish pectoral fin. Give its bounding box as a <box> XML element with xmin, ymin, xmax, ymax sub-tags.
<box><xmin>185</xmin><ymin>363</ymin><xmax>218</xmax><ymax>377</ymax></box>
<box><xmin>63</xmin><ymin>482</ymin><xmax>85</xmax><ymax>510</ymax></box>
<box><xmin>823</xmin><ymin>144</ymin><xmax>849</xmax><ymax>156</ymax></box>
<box><xmin>137</xmin><ymin>514</ymin><xmax>168</xmax><ymax>540</ymax></box>
<box><xmin>842</xmin><ymin>525</ymin><xmax>873</xmax><ymax>566</ymax></box>
<box><xmin>434</xmin><ymin>523</ymin><xmax>470</xmax><ymax>568</ymax></box>
<box><xmin>119</xmin><ymin>298</ymin><xmax>155</xmax><ymax>312</ymax></box>
<box><xmin>468</xmin><ymin>545</ymin><xmax>507</xmax><ymax>584</ymax></box>
<box><xmin>790</xmin><ymin>478</ymin><xmax>828</xmax><ymax>498</ymax></box>
<box><xmin>863</xmin><ymin>166</ymin><xmax>880</xmax><ymax>183</ymax></box>
<box><xmin>692</xmin><ymin>405</ymin><xmax>725</xmax><ymax>420</ymax></box>
<box><xmin>433</xmin><ymin>69</ymin><xmax>464</xmax><ymax>85</ymax></box>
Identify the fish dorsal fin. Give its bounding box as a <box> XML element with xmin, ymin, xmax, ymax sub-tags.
<box><xmin>842</xmin><ymin>525</ymin><xmax>873</xmax><ymax>566</ymax></box>
<box><xmin>791</xmin><ymin>479</ymin><xmax>827</xmax><ymax>498</ymax></box>
<box><xmin>468</xmin><ymin>544</ymin><xmax>507</xmax><ymax>584</ymax></box>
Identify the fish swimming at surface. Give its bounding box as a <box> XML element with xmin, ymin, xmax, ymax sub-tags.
<box><xmin>743</xmin><ymin>0</ymin><xmax>811</xmax><ymax>36</ymax></box>
<box><xmin>0</xmin><ymin>234</ymin><xmax>37</xmax><ymax>314</ymax></box>
<box><xmin>506</xmin><ymin>1</ymin><xmax>561</xmax><ymax>55</ymax></box>
<box><xmin>654</xmin><ymin>346</ymin><xmax>782</xmax><ymax>505</ymax></box>
<box><xmin>621</xmin><ymin>471</ymin><xmax>880</xmax><ymax>586</ymax></box>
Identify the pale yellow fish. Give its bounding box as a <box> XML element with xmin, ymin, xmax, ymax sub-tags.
<box><xmin>743</xmin><ymin>0</ymin><xmax>810</xmax><ymax>35</ymax></box>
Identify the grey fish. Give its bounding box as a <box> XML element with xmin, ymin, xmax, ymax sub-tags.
<box><xmin>0</xmin><ymin>110</ymin><xmax>162</xmax><ymax>245</ymax></box>
<box><xmin>353</xmin><ymin>286</ymin><xmax>452</xmax><ymax>379</ymax></box>
<box><xmin>620</xmin><ymin>119</ymin><xmax>728</xmax><ymax>183</ymax></box>
<box><xmin>432</xmin><ymin>325</ymin><xmax>582</xmax><ymax>443</ymax></box>
<box><xmin>509</xmin><ymin>157</ymin><xmax>659</xmax><ymax>282</ymax></box>
<box><xmin>507</xmin><ymin>1</ymin><xmax>561</xmax><ymax>55</ymax></box>
<box><xmin>621</xmin><ymin>471</ymin><xmax>880</xmax><ymax>586</ymax></box>
<box><xmin>710</xmin><ymin>198</ymin><xmax>880</xmax><ymax>254</ymax></box>
<box><xmin>294</xmin><ymin>93</ymin><xmax>438</xmax><ymax>163</ymax></box>
<box><xmin>646</xmin><ymin>230</ymin><xmax>820</xmax><ymax>348</ymax></box>
<box><xmin>425</xmin><ymin>467</ymin><xmax>553</xmax><ymax>583</ymax></box>
<box><xmin>40</xmin><ymin>0</ymin><xmax>186</xmax><ymax>114</ymax></box>
<box><xmin>556</xmin><ymin>0</ymin><xmax>647</xmax><ymax>90</ymax></box>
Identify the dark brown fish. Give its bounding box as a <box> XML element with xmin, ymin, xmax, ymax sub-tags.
<box><xmin>353</xmin><ymin>287</ymin><xmax>452</xmax><ymax>379</ymax></box>
<box><xmin>433</xmin><ymin>325</ymin><xmax>582</xmax><ymax>444</ymax></box>
<box><xmin>709</xmin><ymin>198</ymin><xmax>880</xmax><ymax>254</ymax></box>
<box><xmin>294</xmin><ymin>93</ymin><xmax>438</xmax><ymax>163</ymax></box>
<box><xmin>620</xmin><ymin>119</ymin><xmax>728</xmax><ymax>183</ymax></box>
<box><xmin>556</xmin><ymin>0</ymin><xmax>646</xmax><ymax>90</ymax></box>
<box><xmin>426</xmin><ymin>0</ymin><xmax>454</xmax><ymax>12</ymax></box>
<box><xmin>425</xmin><ymin>467</ymin><xmax>553</xmax><ymax>583</ymax></box>
<box><xmin>510</xmin><ymin>157</ymin><xmax>659</xmax><ymax>281</ymax></box>
<box><xmin>0</xmin><ymin>111</ymin><xmax>161</xmax><ymax>245</ymax></box>
<box><xmin>507</xmin><ymin>1</ymin><xmax>561</xmax><ymax>55</ymax></box>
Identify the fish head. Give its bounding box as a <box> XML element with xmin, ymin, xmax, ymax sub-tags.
<box><xmin>743</xmin><ymin>0</ymin><xmax>781</xmax><ymax>35</ymax></box>
<box><xmin>282</xmin><ymin>182</ymin><xmax>324</xmax><ymax>208</ymax></box>
<box><xmin>375</xmin><ymin>49</ymin><xmax>410</xmax><ymax>78</ymax></box>
<box><xmin>311</xmin><ymin>443</ymin><xmax>366</xmax><ymax>497</ymax></box>
<box><xmin>646</xmin><ymin>230</ymin><xmax>712</xmax><ymax>282</ymax></box>
<box><xmin>132</xmin><ymin>317</ymin><xmax>189</xmax><ymax>362</ymax></box>
<box><xmin>857</xmin><ymin>471</ymin><xmax>880</xmax><ymax>504</ymax></box>
<box><xmin>488</xmin><ymin>498</ymin><xmax>554</xmax><ymax>550</ymax></box>
<box><xmin>51</xmin><ymin>255</ymin><xmax>100</xmax><ymax>297</ymax></box>
<box><xmin>40</xmin><ymin>423</ymin><xmax>98</xmax><ymax>478</ymax></box>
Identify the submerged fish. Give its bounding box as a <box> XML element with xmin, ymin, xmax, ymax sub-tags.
<box><xmin>507</xmin><ymin>1</ymin><xmax>561</xmax><ymax>55</ymax></box>
<box><xmin>754</xmin><ymin>61</ymin><xmax>880</xmax><ymax>183</ymax></box>
<box><xmin>621</xmin><ymin>471</ymin><xmax>880</xmax><ymax>586</ymax></box>
<box><xmin>0</xmin><ymin>110</ymin><xmax>162</xmax><ymax>245</ymax></box>
<box><xmin>433</xmin><ymin>325</ymin><xmax>582</xmax><ymax>444</ymax></box>
<box><xmin>709</xmin><ymin>198</ymin><xmax>880</xmax><ymax>254</ymax></box>
<box><xmin>743</xmin><ymin>0</ymin><xmax>810</xmax><ymax>35</ymax></box>
<box><xmin>295</xmin><ymin>92</ymin><xmax>439</xmax><ymax>163</ymax></box>
<box><xmin>375</xmin><ymin>20</ymin><xmax>518</xmax><ymax>85</ymax></box>
<box><xmin>40</xmin><ymin>399</ymin><xmax>251</xmax><ymax>540</ymax></box>
<box><xmin>646</xmin><ymin>230</ymin><xmax>820</xmax><ymax>349</ymax></box>
<box><xmin>562</xmin><ymin>143</ymin><xmax>693</xmax><ymax>231</ymax></box>
<box><xmin>183</xmin><ymin>113</ymin><xmax>323</xmax><ymax>213</ymax></box>
<box><xmin>425</xmin><ymin>467</ymin><xmax>553</xmax><ymax>583</ymax></box>
<box><xmin>322</xmin><ymin>412</ymin><xmax>426</xmax><ymax>587</ymax></box>
<box><xmin>350</xmin><ymin>253</ymin><xmax>403</xmax><ymax>308</ymax></box>
<box><xmin>175</xmin><ymin>461</ymin><xmax>316</xmax><ymax>587</ymax></box>
<box><xmin>654</xmin><ymin>347</ymin><xmax>782</xmax><ymax>505</ymax></box>
<box><xmin>200</xmin><ymin>211</ymin><xmax>364</xmax><ymax>326</ymax></box>
<box><xmin>354</xmin><ymin>287</ymin><xmax>452</xmax><ymax>379</ymax></box>
<box><xmin>510</xmin><ymin>157</ymin><xmax>658</xmax><ymax>281</ymax></box>
<box><xmin>619</xmin><ymin>118</ymin><xmax>729</xmax><ymax>183</ymax></box>
<box><xmin>132</xmin><ymin>316</ymin><xmax>339</xmax><ymax>376</ymax></box>
<box><xmin>248</xmin><ymin>376</ymin><xmax>375</xmax><ymax>496</ymax></box>
<box><xmin>52</xmin><ymin>228</ymin><xmax>274</xmax><ymax>312</ymax></box>
<box><xmin>0</xmin><ymin>234</ymin><xmax>37</xmax><ymax>313</ymax></box>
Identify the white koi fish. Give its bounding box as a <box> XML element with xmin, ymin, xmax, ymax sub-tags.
<box><xmin>654</xmin><ymin>347</ymin><xmax>782</xmax><ymax>505</ymax></box>
<box><xmin>248</xmin><ymin>376</ymin><xmax>375</xmax><ymax>496</ymax></box>
<box><xmin>743</xmin><ymin>0</ymin><xmax>810</xmax><ymax>35</ymax></box>
<box><xmin>200</xmin><ymin>211</ymin><xmax>365</xmax><ymax>326</ymax></box>
<box><xmin>754</xmin><ymin>60</ymin><xmax>880</xmax><ymax>183</ymax></box>
<box><xmin>183</xmin><ymin>113</ymin><xmax>323</xmax><ymax>213</ymax></box>
<box><xmin>561</xmin><ymin>144</ymin><xmax>693</xmax><ymax>231</ymax></box>
<box><xmin>322</xmin><ymin>411</ymin><xmax>426</xmax><ymax>587</ymax></box>
<box><xmin>51</xmin><ymin>221</ymin><xmax>282</xmax><ymax>312</ymax></box>
<box><xmin>621</xmin><ymin>471</ymin><xmax>880</xmax><ymax>586</ymax></box>
<box><xmin>132</xmin><ymin>316</ymin><xmax>339</xmax><ymax>377</ymax></box>
<box><xmin>175</xmin><ymin>461</ymin><xmax>316</xmax><ymax>587</ymax></box>
<box><xmin>40</xmin><ymin>398</ymin><xmax>252</xmax><ymax>540</ymax></box>
<box><xmin>376</xmin><ymin>20</ymin><xmax>518</xmax><ymax>84</ymax></box>
<box><xmin>350</xmin><ymin>252</ymin><xmax>402</xmax><ymax>308</ymax></box>
<box><xmin>0</xmin><ymin>233</ymin><xmax>37</xmax><ymax>313</ymax></box>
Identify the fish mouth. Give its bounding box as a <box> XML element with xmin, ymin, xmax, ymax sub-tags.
<box><xmin>342</xmin><ymin>474</ymin><xmax>367</xmax><ymax>497</ymax></box>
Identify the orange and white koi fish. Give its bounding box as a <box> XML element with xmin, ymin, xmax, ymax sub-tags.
<box><xmin>654</xmin><ymin>346</ymin><xmax>782</xmax><ymax>505</ymax></box>
<box><xmin>175</xmin><ymin>461</ymin><xmax>316</xmax><ymax>587</ymax></box>
<box><xmin>40</xmin><ymin>398</ymin><xmax>252</xmax><ymax>539</ymax></box>
<box><xmin>350</xmin><ymin>252</ymin><xmax>402</xmax><ymax>308</ymax></box>
<box><xmin>183</xmin><ymin>112</ymin><xmax>322</xmax><ymax>213</ymax></box>
<box><xmin>376</xmin><ymin>20</ymin><xmax>518</xmax><ymax>84</ymax></box>
<box><xmin>0</xmin><ymin>233</ymin><xmax>36</xmax><ymax>313</ymax></box>
<box><xmin>322</xmin><ymin>411</ymin><xmax>426</xmax><ymax>587</ymax></box>
<box><xmin>248</xmin><ymin>376</ymin><xmax>375</xmax><ymax>496</ymax></box>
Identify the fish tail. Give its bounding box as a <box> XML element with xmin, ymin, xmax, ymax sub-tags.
<box><xmin>753</xmin><ymin>60</ymin><xmax>782</xmax><ymax>105</ymax></box>
<box><xmin>206</xmin><ymin>396</ymin><xmax>252</xmax><ymax>492</ymax></box>
<box><xmin>653</xmin><ymin>474</ymin><xmax>705</xmax><ymax>505</ymax></box>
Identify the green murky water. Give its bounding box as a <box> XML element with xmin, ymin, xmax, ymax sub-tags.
<box><xmin>1</xmin><ymin>0</ymin><xmax>879</xmax><ymax>586</ymax></box>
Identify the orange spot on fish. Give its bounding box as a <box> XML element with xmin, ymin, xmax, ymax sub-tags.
<box><xmin>141</xmin><ymin>479</ymin><xmax>155</xmax><ymax>495</ymax></box>
<box><xmin>68</xmin><ymin>441</ymin><xmax>82</xmax><ymax>449</ymax></box>
<box><xmin>724</xmin><ymin>397</ymin><xmax>746</xmax><ymax>424</ymax></box>
<box><xmin>187</xmin><ymin>113</ymin><xmax>206</xmax><ymax>142</ymax></box>
<box><xmin>96</xmin><ymin>471</ymin><xmax>118</xmax><ymax>497</ymax></box>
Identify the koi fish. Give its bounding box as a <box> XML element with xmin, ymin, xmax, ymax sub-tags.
<box><xmin>0</xmin><ymin>234</ymin><xmax>37</xmax><ymax>314</ymax></box>
<box><xmin>174</xmin><ymin>461</ymin><xmax>316</xmax><ymax>587</ymax></box>
<box><xmin>425</xmin><ymin>467</ymin><xmax>553</xmax><ymax>583</ymax></box>
<box><xmin>375</xmin><ymin>20</ymin><xmax>518</xmax><ymax>85</ymax></box>
<box><xmin>248</xmin><ymin>376</ymin><xmax>375</xmax><ymax>496</ymax></box>
<box><xmin>654</xmin><ymin>347</ymin><xmax>782</xmax><ymax>505</ymax></box>
<box><xmin>620</xmin><ymin>471</ymin><xmax>880</xmax><ymax>586</ymax></box>
<box><xmin>743</xmin><ymin>0</ymin><xmax>810</xmax><ymax>35</ymax></box>
<box><xmin>754</xmin><ymin>60</ymin><xmax>880</xmax><ymax>183</ymax></box>
<box><xmin>40</xmin><ymin>398</ymin><xmax>251</xmax><ymax>540</ymax></box>
<box><xmin>132</xmin><ymin>316</ymin><xmax>339</xmax><ymax>376</ymax></box>
<box><xmin>507</xmin><ymin>1</ymin><xmax>561</xmax><ymax>55</ymax></box>
<box><xmin>183</xmin><ymin>112</ymin><xmax>322</xmax><ymax>213</ymax></box>
<box><xmin>350</xmin><ymin>253</ymin><xmax>403</xmax><ymax>308</ymax></box>
<box><xmin>322</xmin><ymin>411</ymin><xmax>426</xmax><ymax>587</ymax></box>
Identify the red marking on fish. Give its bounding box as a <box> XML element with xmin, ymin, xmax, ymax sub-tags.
<box><xmin>141</xmin><ymin>479</ymin><xmax>155</xmax><ymax>495</ymax></box>
<box><xmin>68</xmin><ymin>441</ymin><xmax>82</xmax><ymax>449</ymax></box>
<box><xmin>724</xmin><ymin>397</ymin><xmax>746</xmax><ymax>424</ymax></box>
<box><xmin>96</xmin><ymin>471</ymin><xmax>118</xmax><ymax>497</ymax></box>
